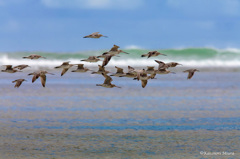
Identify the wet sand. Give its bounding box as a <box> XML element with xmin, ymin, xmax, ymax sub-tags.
<box><xmin>0</xmin><ymin>70</ymin><xmax>239</xmax><ymax>158</ymax></box>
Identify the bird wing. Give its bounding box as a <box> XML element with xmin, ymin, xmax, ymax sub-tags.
<box><xmin>102</xmin><ymin>55</ymin><xmax>112</xmax><ymax>67</ymax></box>
<box><xmin>5</xmin><ymin>65</ymin><xmax>13</xmax><ymax>69</ymax></box>
<box><xmin>188</xmin><ymin>71</ymin><xmax>195</xmax><ymax>79</ymax></box>
<box><xmin>109</xmin><ymin>45</ymin><xmax>120</xmax><ymax>51</ymax></box>
<box><xmin>141</xmin><ymin>80</ymin><xmax>148</xmax><ymax>88</ymax></box>
<box><xmin>98</xmin><ymin>65</ymin><xmax>104</xmax><ymax>71</ymax></box>
<box><xmin>149</xmin><ymin>71</ymin><xmax>157</xmax><ymax>79</ymax></box>
<box><xmin>62</xmin><ymin>61</ymin><xmax>70</xmax><ymax>65</ymax></box>
<box><xmin>40</xmin><ymin>74</ymin><xmax>46</xmax><ymax>87</ymax></box>
<box><xmin>147</xmin><ymin>66</ymin><xmax>154</xmax><ymax>70</ymax></box>
<box><xmin>115</xmin><ymin>66</ymin><xmax>124</xmax><ymax>74</ymax></box>
<box><xmin>102</xmin><ymin>73</ymin><xmax>113</xmax><ymax>84</ymax></box>
<box><xmin>155</xmin><ymin>60</ymin><xmax>166</xmax><ymax>70</ymax></box>
<box><xmin>91</xmin><ymin>32</ymin><xmax>99</xmax><ymax>35</ymax></box>
<box><xmin>128</xmin><ymin>66</ymin><xmax>135</xmax><ymax>72</ymax></box>
<box><xmin>147</xmin><ymin>52</ymin><xmax>152</xmax><ymax>58</ymax></box>
<box><xmin>61</xmin><ymin>68</ymin><xmax>69</xmax><ymax>76</ymax></box>
<box><xmin>15</xmin><ymin>81</ymin><xmax>22</xmax><ymax>88</ymax></box>
<box><xmin>77</xmin><ymin>64</ymin><xmax>84</xmax><ymax>69</ymax></box>
<box><xmin>32</xmin><ymin>73</ymin><xmax>40</xmax><ymax>83</ymax></box>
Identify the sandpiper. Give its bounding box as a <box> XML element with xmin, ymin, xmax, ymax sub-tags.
<box><xmin>39</xmin><ymin>71</ymin><xmax>54</xmax><ymax>87</ymax></box>
<box><xmin>100</xmin><ymin>45</ymin><xmax>129</xmax><ymax>57</ymax></box>
<box><xmin>110</xmin><ymin>66</ymin><xmax>125</xmax><ymax>77</ymax></box>
<box><xmin>28</xmin><ymin>71</ymin><xmax>54</xmax><ymax>87</ymax></box>
<box><xmin>13</xmin><ymin>64</ymin><xmax>30</xmax><ymax>70</ymax></box>
<box><xmin>141</xmin><ymin>51</ymin><xmax>166</xmax><ymax>58</ymax></box>
<box><xmin>83</xmin><ymin>32</ymin><xmax>108</xmax><ymax>38</ymax></box>
<box><xmin>96</xmin><ymin>73</ymin><xmax>121</xmax><ymax>88</ymax></box>
<box><xmin>92</xmin><ymin>65</ymin><xmax>110</xmax><ymax>74</ymax></box>
<box><xmin>1</xmin><ymin>65</ymin><xmax>20</xmax><ymax>73</ymax></box>
<box><xmin>119</xmin><ymin>66</ymin><xmax>137</xmax><ymax>78</ymax></box>
<box><xmin>55</xmin><ymin>61</ymin><xmax>74</xmax><ymax>76</ymax></box>
<box><xmin>71</xmin><ymin>64</ymin><xmax>90</xmax><ymax>72</ymax></box>
<box><xmin>81</xmin><ymin>56</ymin><xmax>100</xmax><ymax>63</ymax></box>
<box><xmin>134</xmin><ymin>69</ymin><xmax>152</xmax><ymax>88</ymax></box>
<box><xmin>183</xmin><ymin>69</ymin><xmax>200</xmax><ymax>79</ymax></box>
<box><xmin>23</xmin><ymin>54</ymin><xmax>46</xmax><ymax>59</ymax></box>
<box><xmin>12</xmin><ymin>79</ymin><xmax>27</xmax><ymax>88</ymax></box>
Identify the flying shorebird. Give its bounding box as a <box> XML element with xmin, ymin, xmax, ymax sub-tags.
<box><xmin>96</xmin><ymin>73</ymin><xmax>121</xmax><ymax>88</ymax></box>
<box><xmin>154</xmin><ymin>60</ymin><xmax>175</xmax><ymax>74</ymax></box>
<box><xmin>134</xmin><ymin>69</ymin><xmax>152</xmax><ymax>88</ymax></box>
<box><xmin>99</xmin><ymin>45</ymin><xmax>129</xmax><ymax>57</ymax></box>
<box><xmin>55</xmin><ymin>61</ymin><xmax>74</xmax><ymax>76</ymax></box>
<box><xmin>110</xmin><ymin>66</ymin><xmax>125</xmax><ymax>77</ymax></box>
<box><xmin>1</xmin><ymin>65</ymin><xmax>20</xmax><ymax>73</ymax></box>
<box><xmin>23</xmin><ymin>54</ymin><xmax>46</xmax><ymax>59</ymax></box>
<box><xmin>141</xmin><ymin>51</ymin><xmax>166</xmax><ymax>58</ymax></box>
<box><xmin>81</xmin><ymin>56</ymin><xmax>100</xmax><ymax>63</ymax></box>
<box><xmin>119</xmin><ymin>66</ymin><xmax>137</xmax><ymax>78</ymax></box>
<box><xmin>39</xmin><ymin>71</ymin><xmax>54</xmax><ymax>87</ymax></box>
<box><xmin>183</xmin><ymin>69</ymin><xmax>200</xmax><ymax>79</ymax></box>
<box><xmin>12</xmin><ymin>79</ymin><xmax>27</xmax><ymax>88</ymax></box>
<box><xmin>92</xmin><ymin>65</ymin><xmax>110</xmax><ymax>74</ymax></box>
<box><xmin>83</xmin><ymin>32</ymin><xmax>108</xmax><ymax>38</ymax></box>
<box><xmin>28</xmin><ymin>71</ymin><xmax>54</xmax><ymax>87</ymax></box>
<box><xmin>13</xmin><ymin>64</ymin><xmax>30</xmax><ymax>70</ymax></box>
<box><xmin>71</xmin><ymin>64</ymin><xmax>91</xmax><ymax>72</ymax></box>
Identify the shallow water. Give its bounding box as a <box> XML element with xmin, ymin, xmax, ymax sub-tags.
<box><xmin>0</xmin><ymin>69</ymin><xmax>239</xmax><ymax>158</ymax></box>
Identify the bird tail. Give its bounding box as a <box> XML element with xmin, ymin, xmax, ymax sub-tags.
<box><xmin>96</xmin><ymin>84</ymin><xmax>102</xmax><ymax>86</ymax></box>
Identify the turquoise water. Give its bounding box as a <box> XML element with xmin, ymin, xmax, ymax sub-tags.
<box><xmin>1</xmin><ymin>47</ymin><xmax>240</xmax><ymax>67</ymax></box>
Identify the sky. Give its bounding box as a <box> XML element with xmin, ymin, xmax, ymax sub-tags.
<box><xmin>0</xmin><ymin>0</ymin><xmax>240</xmax><ymax>52</ymax></box>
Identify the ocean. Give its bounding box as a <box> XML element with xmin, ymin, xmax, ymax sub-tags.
<box><xmin>1</xmin><ymin>47</ymin><xmax>240</xmax><ymax>69</ymax></box>
<box><xmin>0</xmin><ymin>47</ymin><xmax>240</xmax><ymax>158</ymax></box>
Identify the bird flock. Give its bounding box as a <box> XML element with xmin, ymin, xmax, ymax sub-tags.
<box><xmin>1</xmin><ymin>32</ymin><xmax>199</xmax><ymax>88</ymax></box>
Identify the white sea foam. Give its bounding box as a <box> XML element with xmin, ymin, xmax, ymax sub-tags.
<box><xmin>1</xmin><ymin>55</ymin><xmax>240</xmax><ymax>70</ymax></box>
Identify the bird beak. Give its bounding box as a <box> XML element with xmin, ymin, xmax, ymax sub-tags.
<box><xmin>123</xmin><ymin>51</ymin><xmax>129</xmax><ymax>54</ymax></box>
<box><xmin>170</xmin><ymin>72</ymin><xmax>176</xmax><ymax>74</ymax></box>
<box><xmin>103</xmin><ymin>36</ymin><xmax>108</xmax><ymax>38</ymax></box>
<box><xmin>48</xmin><ymin>73</ymin><xmax>55</xmax><ymax>75</ymax></box>
<box><xmin>115</xmin><ymin>86</ymin><xmax>121</xmax><ymax>88</ymax></box>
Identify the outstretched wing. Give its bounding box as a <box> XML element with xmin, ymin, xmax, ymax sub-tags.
<box><xmin>109</xmin><ymin>45</ymin><xmax>120</xmax><ymax>51</ymax></box>
<box><xmin>115</xmin><ymin>66</ymin><xmax>124</xmax><ymax>74</ymax></box>
<box><xmin>141</xmin><ymin>80</ymin><xmax>148</xmax><ymax>88</ymax></box>
<box><xmin>102</xmin><ymin>55</ymin><xmax>112</xmax><ymax>67</ymax></box>
<box><xmin>40</xmin><ymin>74</ymin><xmax>46</xmax><ymax>87</ymax></box>
<box><xmin>187</xmin><ymin>71</ymin><xmax>194</xmax><ymax>79</ymax></box>
<box><xmin>61</xmin><ymin>68</ymin><xmax>69</xmax><ymax>76</ymax></box>
<box><xmin>98</xmin><ymin>65</ymin><xmax>104</xmax><ymax>72</ymax></box>
<box><xmin>147</xmin><ymin>66</ymin><xmax>154</xmax><ymax>70</ymax></box>
<box><xmin>102</xmin><ymin>73</ymin><xmax>113</xmax><ymax>84</ymax></box>
<box><xmin>77</xmin><ymin>64</ymin><xmax>84</xmax><ymax>69</ymax></box>
<box><xmin>128</xmin><ymin>66</ymin><xmax>135</xmax><ymax>72</ymax></box>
